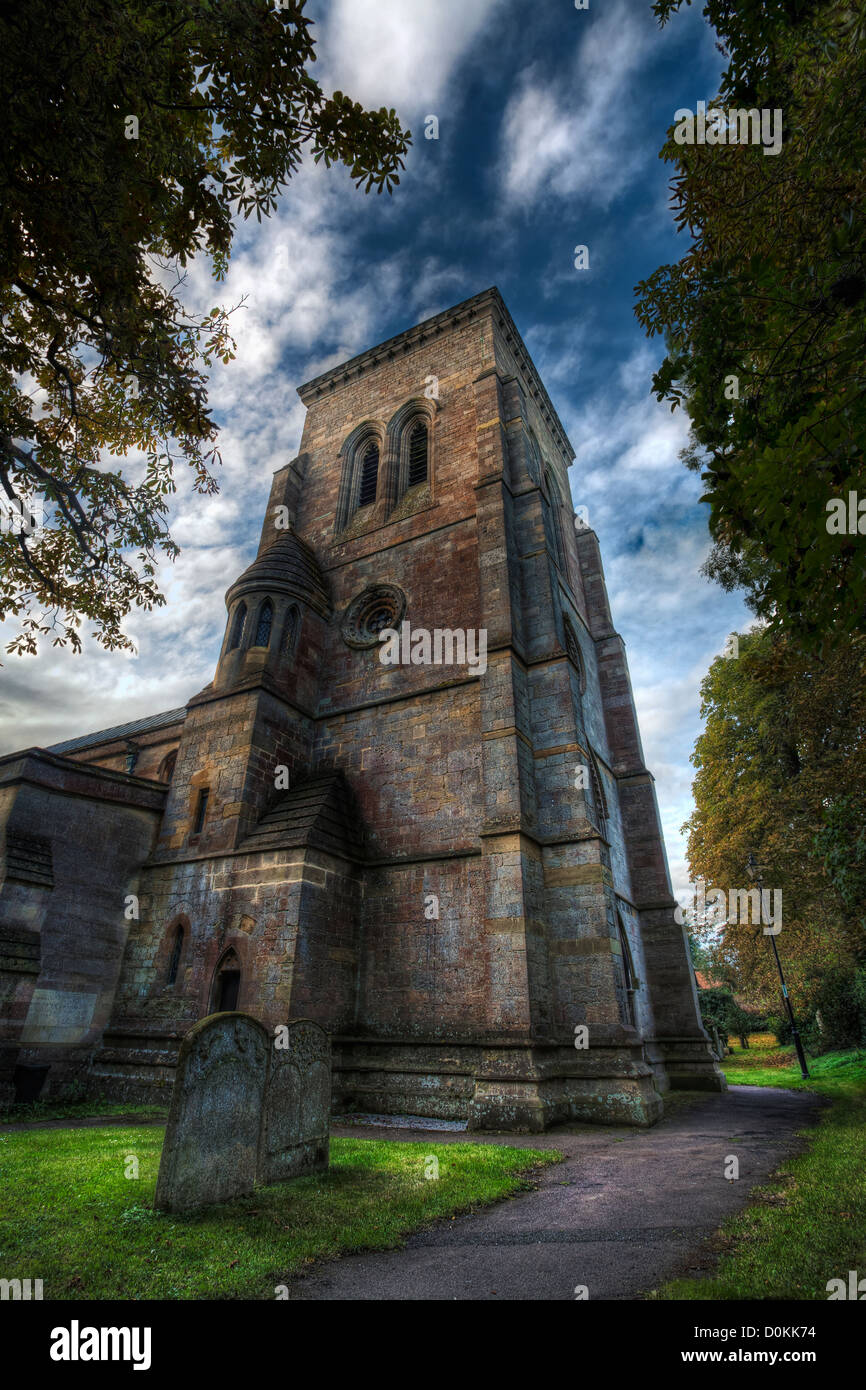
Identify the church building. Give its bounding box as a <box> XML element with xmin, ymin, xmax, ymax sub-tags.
<box><xmin>0</xmin><ymin>288</ymin><xmax>723</xmax><ymax>1128</ymax></box>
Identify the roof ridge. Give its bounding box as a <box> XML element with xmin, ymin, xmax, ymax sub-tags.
<box><xmin>46</xmin><ymin>707</ymin><xmax>187</xmax><ymax>755</ymax></box>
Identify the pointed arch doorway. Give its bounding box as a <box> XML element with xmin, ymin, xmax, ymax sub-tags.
<box><xmin>211</xmin><ymin>948</ymin><xmax>241</xmax><ymax>1014</ymax></box>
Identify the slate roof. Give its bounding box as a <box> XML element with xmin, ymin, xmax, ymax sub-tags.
<box><xmin>46</xmin><ymin>708</ymin><xmax>187</xmax><ymax>755</ymax></box>
<box><xmin>240</xmin><ymin>771</ymin><xmax>365</xmax><ymax>862</ymax></box>
<box><xmin>226</xmin><ymin>532</ymin><xmax>331</xmax><ymax>616</ymax></box>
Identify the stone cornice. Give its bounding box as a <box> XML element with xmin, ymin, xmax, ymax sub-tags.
<box><xmin>297</xmin><ymin>287</ymin><xmax>574</xmax><ymax>462</ymax></box>
<box><xmin>0</xmin><ymin>748</ymin><xmax>168</xmax><ymax>811</ymax></box>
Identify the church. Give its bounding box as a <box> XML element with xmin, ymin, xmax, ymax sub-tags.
<box><xmin>0</xmin><ymin>287</ymin><xmax>723</xmax><ymax>1128</ymax></box>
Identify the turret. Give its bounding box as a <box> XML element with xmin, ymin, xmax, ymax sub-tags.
<box><xmin>214</xmin><ymin>528</ymin><xmax>330</xmax><ymax>696</ymax></box>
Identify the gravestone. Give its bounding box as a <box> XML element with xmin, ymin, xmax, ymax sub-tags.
<box><xmin>259</xmin><ymin>1018</ymin><xmax>330</xmax><ymax>1185</ymax></box>
<box><xmin>154</xmin><ymin>1012</ymin><xmax>270</xmax><ymax>1214</ymax></box>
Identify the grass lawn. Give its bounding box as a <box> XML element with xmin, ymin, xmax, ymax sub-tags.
<box><xmin>652</xmin><ymin>1035</ymin><xmax>866</xmax><ymax>1300</ymax></box>
<box><xmin>0</xmin><ymin>1098</ymin><xmax>169</xmax><ymax>1126</ymax></box>
<box><xmin>0</xmin><ymin>1124</ymin><xmax>560</xmax><ymax>1299</ymax></box>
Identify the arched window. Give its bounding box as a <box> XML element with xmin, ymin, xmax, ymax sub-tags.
<box><xmin>336</xmin><ymin>425</ymin><xmax>386</xmax><ymax>530</ymax></box>
<box><xmin>588</xmin><ymin>750</ymin><xmax>608</xmax><ymax>833</ymax></box>
<box><xmin>545</xmin><ymin>470</ymin><xmax>568</xmax><ymax>575</ymax></box>
<box><xmin>357</xmin><ymin>441</ymin><xmax>380</xmax><ymax>508</ymax></box>
<box><xmin>228</xmin><ymin>601</ymin><xmax>247</xmax><ymax>651</ymax></box>
<box><xmin>406</xmin><ymin>421</ymin><xmax>428</xmax><ymax>488</ymax></box>
<box><xmin>158</xmin><ymin>750</ymin><xmax>177</xmax><ymax>783</ymax></box>
<box><xmin>615</xmin><ymin>913</ymin><xmax>637</xmax><ymax>1027</ymax></box>
<box><xmin>167</xmin><ymin>924</ymin><xmax>184</xmax><ymax>986</ymax></box>
<box><xmin>253</xmin><ymin>598</ymin><xmax>273</xmax><ymax>648</ymax></box>
<box><xmin>282</xmin><ymin>604</ymin><xmax>300</xmax><ymax>657</ymax></box>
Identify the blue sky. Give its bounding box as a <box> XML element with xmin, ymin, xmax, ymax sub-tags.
<box><xmin>0</xmin><ymin>0</ymin><xmax>751</xmax><ymax>901</ymax></box>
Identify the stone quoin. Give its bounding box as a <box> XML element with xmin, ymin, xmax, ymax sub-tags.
<box><xmin>0</xmin><ymin>287</ymin><xmax>724</xmax><ymax>1128</ymax></box>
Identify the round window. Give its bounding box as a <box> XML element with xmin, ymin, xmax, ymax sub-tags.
<box><xmin>341</xmin><ymin>583</ymin><xmax>407</xmax><ymax>648</ymax></box>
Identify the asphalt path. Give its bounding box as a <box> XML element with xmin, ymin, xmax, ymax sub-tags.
<box><xmin>289</xmin><ymin>1085</ymin><xmax>824</xmax><ymax>1301</ymax></box>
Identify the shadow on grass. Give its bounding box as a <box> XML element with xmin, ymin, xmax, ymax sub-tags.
<box><xmin>0</xmin><ymin>1125</ymin><xmax>560</xmax><ymax>1299</ymax></box>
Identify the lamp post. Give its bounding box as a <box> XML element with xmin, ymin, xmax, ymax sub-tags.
<box><xmin>746</xmin><ymin>853</ymin><xmax>809</xmax><ymax>1080</ymax></box>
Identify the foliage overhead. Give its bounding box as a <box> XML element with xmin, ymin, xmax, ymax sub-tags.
<box><xmin>636</xmin><ymin>0</ymin><xmax>866</xmax><ymax>649</ymax></box>
<box><xmin>0</xmin><ymin>0</ymin><xmax>410</xmax><ymax>655</ymax></box>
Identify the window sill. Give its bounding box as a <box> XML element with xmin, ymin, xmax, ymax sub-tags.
<box><xmin>332</xmin><ymin>492</ymin><xmax>439</xmax><ymax>548</ymax></box>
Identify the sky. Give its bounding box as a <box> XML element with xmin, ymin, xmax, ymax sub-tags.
<box><xmin>0</xmin><ymin>0</ymin><xmax>752</xmax><ymax>903</ymax></box>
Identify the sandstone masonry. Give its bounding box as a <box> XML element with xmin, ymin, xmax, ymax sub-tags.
<box><xmin>0</xmin><ymin>288</ymin><xmax>724</xmax><ymax>1127</ymax></box>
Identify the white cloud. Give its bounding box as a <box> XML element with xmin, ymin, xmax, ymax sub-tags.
<box><xmin>313</xmin><ymin>0</ymin><xmax>503</xmax><ymax>113</ymax></box>
<box><xmin>498</xmin><ymin>1</ymin><xmax>653</xmax><ymax>208</ymax></box>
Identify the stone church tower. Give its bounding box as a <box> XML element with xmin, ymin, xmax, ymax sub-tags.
<box><xmin>0</xmin><ymin>288</ymin><xmax>723</xmax><ymax>1127</ymax></box>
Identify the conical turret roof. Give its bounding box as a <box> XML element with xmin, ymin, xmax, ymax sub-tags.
<box><xmin>225</xmin><ymin>531</ymin><xmax>330</xmax><ymax>616</ymax></box>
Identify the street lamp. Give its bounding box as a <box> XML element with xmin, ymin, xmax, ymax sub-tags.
<box><xmin>746</xmin><ymin>852</ymin><xmax>809</xmax><ymax>1079</ymax></box>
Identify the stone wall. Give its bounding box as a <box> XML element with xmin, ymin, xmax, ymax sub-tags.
<box><xmin>0</xmin><ymin>288</ymin><xmax>723</xmax><ymax>1123</ymax></box>
<box><xmin>0</xmin><ymin>752</ymin><xmax>165</xmax><ymax>1101</ymax></box>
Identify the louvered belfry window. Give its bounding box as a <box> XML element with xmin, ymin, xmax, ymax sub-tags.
<box><xmin>358</xmin><ymin>442</ymin><xmax>379</xmax><ymax>507</ymax></box>
<box><xmin>407</xmin><ymin>421</ymin><xmax>428</xmax><ymax>488</ymax></box>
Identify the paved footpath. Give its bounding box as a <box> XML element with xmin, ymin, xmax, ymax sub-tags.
<box><xmin>291</xmin><ymin>1086</ymin><xmax>824</xmax><ymax>1301</ymax></box>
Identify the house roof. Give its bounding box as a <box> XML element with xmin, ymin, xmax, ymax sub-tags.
<box><xmin>695</xmin><ymin>970</ymin><xmax>723</xmax><ymax>991</ymax></box>
<box><xmin>46</xmin><ymin>708</ymin><xmax>187</xmax><ymax>755</ymax></box>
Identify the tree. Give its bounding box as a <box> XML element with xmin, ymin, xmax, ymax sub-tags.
<box><xmin>635</xmin><ymin>0</ymin><xmax>866</xmax><ymax>650</ymax></box>
<box><xmin>685</xmin><ymin>626</ymin><xmax>866</xmax><ymax>1024</ymax></box>
<box><xmin>687</xmin><ymin>929</ymin><xmax>713</xmax><ymax>973</ymax></box>
<box><xmin>813</xmin><ymin>794</ymin><xmax>866</xmax><ymax>925</ymax></box>
<box><xmin>0</xmin><ymin>0</ymin><xmax>410</xmax><ymax>655</ymax></box>
<box><xmin>697</xmin><ymin>986</ymin><xmax>756</xmax><ymax>1050</ymax></box>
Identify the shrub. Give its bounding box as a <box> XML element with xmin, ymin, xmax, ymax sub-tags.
<box><xmin>699</xmin><ymin>987</ymin><xmax>755</xmax><ymax>1047</ymax></box>
<box><xmin>769</xmin><ymin>966</ymin><xmax>866</xmax><ymax>1053</ymax></box>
